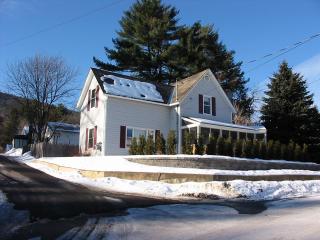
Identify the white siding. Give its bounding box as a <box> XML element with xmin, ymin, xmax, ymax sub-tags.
<box><xmin>79</xmin><ymin>76</ymin><xmax>106</xmax><ymax>155</ymax></box>
<box><xmin>105</xmin><ymin>96</ymin><xmax>172</xmax><ymax>155</ymax></box>
<box><xmin>180</xmin><ymin>75</ymin><xmax>234</xmax><ymax>123</ymax></box>
<box><xmin>47</xmin><ymin>130</ymin><xmax>79</xmax><ymax>146</ymax></box>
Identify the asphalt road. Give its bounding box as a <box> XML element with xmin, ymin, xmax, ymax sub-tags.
<box><xmin>0</xmin><ymin>155</ymin><xmax>176</xmax><ymax>220</ymax></box>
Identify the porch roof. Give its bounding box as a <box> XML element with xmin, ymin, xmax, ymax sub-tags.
<box><xmin>182</xmin><ymin>117</ymin><xmax>266</xmax><ymax>133</ymax></box>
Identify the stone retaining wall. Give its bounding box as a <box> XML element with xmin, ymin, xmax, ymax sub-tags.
<box><xmin>126</xmin><ymin>156</ymin><xmax>320</xmax><ymax>171</ymax></box>
<box><xmin>35</xmin><ymin>160</ymin><xmax>320</xmax><ymax>183</ymax></box>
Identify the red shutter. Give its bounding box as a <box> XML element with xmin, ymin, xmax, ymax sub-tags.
<box><xmin>96</xmin><ymin>86</ymin><xmax>99</xmax><ymax>108</ymax></box>
<box><xmin>87</xmin><ymin>90</ymin><xmax>91</xmax><ymax>111</ymax></box>
<box><xmin>199</xmin><ymin>94</ymin><xmax>203</xmax><ymax>114</ymax></box>
<box><xmin>94</xmin><ymin>126</ymin><xmax>97</xmax><ymax>147</ymax></box>
<box><xmin>120</xmin><ymin>126</ymin><xmax>126</xmax><ymax>148</ymax></box>
<box><xmin>85</xmin><ymin>128</ymin><xmax>88</xmax><ymax>151</ymax></box>
<box><xmin>212</xmin><ymin>97</ymin><xmax>216</xmax><ymax>116</ymax></box>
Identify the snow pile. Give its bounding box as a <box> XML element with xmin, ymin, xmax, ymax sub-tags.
<box><xmin>4</xmin><ymin>148</ymin><xmax>22</xmax><ymax>156</ymax></box>
<box><xmin>38</xmin><ymin>155</ymin><xmax>320</xmax><ymax>176</ymax></box>
<box><xmin>25</xmin><ymin>161</ymin><xmax>320</xmax><ymax>200</ymax></box>
<box><xmin>102</xmin><ymin>74</ymin><xmax>164</xmax><ymax>102</ymax></box>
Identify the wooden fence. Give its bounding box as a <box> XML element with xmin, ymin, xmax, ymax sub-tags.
<box><xmin>30</xmin><ymin>143</ymin><xmax>79</xmax><ymax>158</ymax></box>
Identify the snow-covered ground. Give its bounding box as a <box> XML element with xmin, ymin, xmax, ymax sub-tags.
<box><xmin>57</xmin><ymin>195</ymin><xmax>320</xmax><ymax>240</ymax></box>
<box><xmin>4</xmin><ymin>149</ymin><xmax>320</xmax><ymax>201</ymax></box>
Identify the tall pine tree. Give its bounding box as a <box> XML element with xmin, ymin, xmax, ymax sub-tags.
<box><xmin>94</xmin><ymin>0</ymin><xmax>253</xmax><ymax>116</ymax></box>
<box><xmin>261</xmin><ymin>61</ymin><xmax>319</xmax><ymax>145</ymax></box>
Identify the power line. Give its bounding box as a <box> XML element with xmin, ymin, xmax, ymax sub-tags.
<box><xmin>1</xmin><ymin>0</ymin><xmax>128</xmax><ymax>48</ymax></box>
<box><xmin>244</xmin><ymin>32</ymin><xmax>320</xmax><ymax>73</ymax></box>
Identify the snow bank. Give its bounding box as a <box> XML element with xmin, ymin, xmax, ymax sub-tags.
<box><xmin>38</xmin><ymin>155</ymin><xmax>320</xmax><ymax>176</ymax></box>
<box><xmin>26</xmin><ymin>161</ymin><xmax>320</xmax><ymax>200</ymax></box>
<box><xmin>4</xmin><ymin>148</ymin><xmax>22</xmax><ymax>156</ymax></box>
<box><xmin>102</xmin><ymin>74</ymin><xmax>164</xmax><ymax>102</ymax></box>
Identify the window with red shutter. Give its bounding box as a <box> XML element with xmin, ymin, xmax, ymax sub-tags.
<box><xmin>96</xmin><ymin>86</ymin><xmax>99</xmax><ymax>108</ymax></box>
<box><xmin>199</xmin><ymin>94</ymin><xmax>203</xmax><ymax>114</ymax></box>
<box><xmin>212</xmin><ymin>97</ymin><xmax>216</xmax><ymax>116</ymax></box>
<box><xmin>120</xmin><ymin>126</ymin><xmax>126</xmax><ymax>148</ymax></box>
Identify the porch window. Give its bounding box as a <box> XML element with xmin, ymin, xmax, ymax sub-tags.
<box><xmin>239</xmin><ymin>132</ymin><xmax>246</xmax><ymax>140</ymax></box>
<box><xmin>247</xmin><ymin>133</ymin><xmax>254</xmax><ymax>140</ymax></box>
<box><xmin>88</xmin><ymin>128</ymin><xmax>94</xmax><ymax>148</ymax></box>
<box><xmin>222</xmin><ymin>130</ymin><xmax>229</xmax><ymax>138</ymax></box>
<box><xmin>230</xmin><ymin>131</ymin><xmax>238</xmax><ymax>140</ymax></box>
<box><xmin>203</xmin><ymin>96</ymin><xmax>211</xmax><ymax>114</ymax></box>
<box><xmin>189</xmin><ymin>127</ymin><xmax>197</xmax><ymax>144</ymax></box>
<box><xmin>200</xmin><ymin>127</ymin><xmax>210</xmax><ymax>144</ymax></box>
<box><xmin>211</xmin><ymin>129</ymin><xmax>220</xmax><ymax>139</ymax></box>
<box><xmin>256</xmin><ymin>134</ymin><xmax>265</xmax><ymax>140</ymax></box>
<box><xmin>90</xmin><ymin>89</ymin><xmax>96</xmax><ymax>108</ymax></box>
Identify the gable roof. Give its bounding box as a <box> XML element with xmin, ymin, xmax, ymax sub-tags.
<box><xmin>91</xmin><ymin>68</ymin><xmax>174</xmax><ymax>104</ymax></box>
<box><xmin>47</xmin><ymin>122</ymin><xmax>80</xmax><ymax>133</ymax></box>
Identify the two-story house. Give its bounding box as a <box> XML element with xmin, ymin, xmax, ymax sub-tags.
<box><xmin>76</xmin><ymin>68</ymin><xmax>266</xmax><ymax>155</ymax></box>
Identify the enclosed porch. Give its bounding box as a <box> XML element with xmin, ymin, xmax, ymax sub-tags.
<box><xmin>181</xmin><ymin>117</ymin><xmax>267</xmax><ymax>145</ymax></box>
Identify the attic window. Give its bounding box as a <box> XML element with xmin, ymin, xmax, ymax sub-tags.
<box><xmin>105</xmin><ymin>78</ymin><xmax>115</xmax><ymax>85</ymax></box>
<box><xmin>140</xmin><ymin>94</ymin><xmax>146</xmax><ymax>98</ymax></box>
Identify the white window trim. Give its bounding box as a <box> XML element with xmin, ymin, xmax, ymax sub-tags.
<box><xmin>90</xmin><ymin>89</ymin><xmax>96</xmax><ymax>108</ymax></box>
<box><xmin>88</xmin><ymin>128</ymin><xmax>94</xmax><ymax>149</ymax></box>
<box><xmin>125</xmin><ymin>126</ymin><xmax>156</xmax><ymax>148</ymax></box>
<box><xmin>203</xmin><ymin>95</ymin><xmax>212</xmax><ymax>115</ymax></box>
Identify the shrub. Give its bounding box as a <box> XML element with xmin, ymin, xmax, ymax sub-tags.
<box><xmin>182</xmin><ymin>131</ymin><xmax>193</xmax><ymax>154</ymax></box>
<box><xmin>216</xmin><ymin>137</ymin><xmax>225</xmax><ymax>155</ymax></box>
<box><xmin>266</xmin><ymin>140</ymin><xmax>274</xmax><ymax>159</ymax></box>
<box><xmin>195</xmin><ymin>136</ymin><xmax>205</xmax><ymax>155</ymax></box>
<box><xmin>252</xmin><ymin>140</ymin><xmax>260</xmax><ymax>158</ymax></box>
<box><xmin>259</xmin><ymin>141</ymin><xmax>267</xmax><ymax>159</ymax></box>
<box><xmin>234</xmin><ymin>139</ymin><xmax>243</xmax><ymax>157</ymax></box>
<box><xmin>137</xmin><ymin>135</ymin><xmax>146</xmax><ymax>155</ymax></box>
<box><xmin>166</xmin><ymin>130</ymin><xmax>176</xmax><ymax>155</ymax></box>
<box><xmin>223</xmin><ymin>137</ymin><xmax>233</xmax><ymax>156</ymax></box>
<box><xmin>242</xmin><ymin>140</ymin><xmax>253</xmax><ymax>158</ymax></box>
<box><xmin>293</xmin><ymin>144</ymin><xmax>302</xmax><ymax>161</ymax></box>
<box><xmin>129</xmin><ymin>137</ymin><xmax>138</xmax><ymax>155</ymax></box>
<box><xmin>206</xmin><ymin>137</ymin><xmax>217</xmax><ymax>155</ymax></box>
<box><xmin>287</xmin><ymin>141</ymin><xmax>295</xmax><ymax>160</ymax></box>
<box><xmin>280</xmin><ymin>144</ymin><xmax>287</xmax><ymax>160</ymax></box>
<box><xmin>155</xmin><ymin>133</ymin><xmax>166</xmax><ymax>154</ymax></box>
<box><xmin>144</xmin><ymin>134</ymin><xmax>155</xmax><ymax>155</ymax></box>
<box><xmin>302</xmin><ymin>144</ymin><xmax>309</xmax><ymax>162</ymax></box>
<box><xmin>273</xmin><ymin>141</ymin><xmax>281</xmax><ymax>160</ymax></box>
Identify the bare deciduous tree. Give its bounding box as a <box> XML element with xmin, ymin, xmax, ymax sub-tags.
<box><xmin>7</xmin><ymin>54</ymin><xmax>77</xmax><ymax>142</ymax></box>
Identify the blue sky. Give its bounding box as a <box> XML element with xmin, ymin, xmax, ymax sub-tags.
<box><xmin>1</xmin><ymin>0</ymin><xmax>320</xmax><ymax>113</ymax></box>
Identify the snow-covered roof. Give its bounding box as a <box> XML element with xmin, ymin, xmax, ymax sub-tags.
<box><xmin>184</xmin><ymin>117</ymin><xmax>266</xmax><ymax>132</ymax></box>
<box><xmin>47</xmin><ymin>122</ymin><xmax>80</xmax><ymax>133</ymax></box>
<box><xmin>101</xmin><ymin>75</ymin><xmax>164</xmax><ymax>103</ymax></box>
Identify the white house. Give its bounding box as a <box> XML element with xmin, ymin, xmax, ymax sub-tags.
<box><xmin>76</xmin><ymin>68</ymin><xmax>266</xmax><ymax>155</ymax></box>
<box><xmin>45</xmin><ymin>122</ymin><xmax>80</xmax><ymax>146</ymax></box>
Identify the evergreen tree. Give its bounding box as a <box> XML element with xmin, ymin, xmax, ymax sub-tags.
<box><xmin>195</xmin><ymin>136</ymin><xmax>204</xmax><ymax>155</ymax></box>
<box><xmin>155</xmin><ymin>132</ymin><xmax>166</xmax><ymax>154</ymax></box>
<box><xmin>137</xmin><ymin>135</ymin><xmax>146</xmax><ymax>155</ymax></box>
<box><xmin>216</xmin><ymin>137</ymin><xmax>225</xmax><ymax>155</ymax></box>
<box><xmin>129</xmin><ymin>137</ymin><xmax>138</xmax><ymax>155</ymax></box>
<box><xmin>293</xmin><ymin>144</ymin><xmax>302</xmax><ymax>161</ymax></box>
<box><xmin>287</xmin><ymin>141</ymin><xmax>295</xmax><ymax>160</ymax></box>
<box><xmin>266</xmin><ymin>140</ymin><xmax>274</xmax><ymax>160</ymax></box>
<box><xmin>302</xmin><ymin>144</ymin><xmax>309</xmax><ymax>162</ymax></box>
<box><xmin>242</xmin><ymin>140</ymin><xmax>253</xmax><ymax>158</ymax></box>
<box><xmin>207</xmin><ymin>136</ymin><xmax>217</xmax><ymax>155</ymax></box>
<box><xmin>94</xmin><ymin>0</ymin><xmax>180</xmax><ymax>83</ymax></box>
<box><xmin>223</xmin><ymin>137</ymin><xmax>233</xmax><ymax>156</ymax></box>
<box><xmin>280</xmin><ymin>144</ymin><xmax>288</xmax><ymax>160</ymax></box>
<box><xmin>166</xmin><ymin>130</ymin><xmax>176</xmax><ymax>154</ymax></box>
<box><xmin>182</xmin><ymin>131</ymin><xmax>193</xmax><ymax>154</ymax></box>
<box><xmin>3</xmin><ymin>108</ymin><xmax>20</xmax><ymax>146</ymax></box>
<box><xmin>261</xmin><ymin>61</ymin><xmax>319</xmax><ymax>145</ymax></box>
<box><xmin>234</xmin><ymin>139</ymin><xmax>243</xmax><ymax>157</ymax></box>
<box><xmin>252</xmin><ymin>140</ymin><xmax>260</xmax><ymax>158</ymax></box>
<box><xmin>273</xmin><ymin>141</ymin><xmax>281</xmax><ymax>159</ymax></box>
<box><xmin>94</xmin><ymin>0</ymin><xmax>253</xmax><ymax>115</ymax></box>
<box><xmin>144</xmin><ymin>134</ymin><xmax>155</xmax><ymax>154</ymax></box>
<box><xmin>259</xmin><ymin>141</ymin><xmax>267</xmax><ymax>159</ymax></box>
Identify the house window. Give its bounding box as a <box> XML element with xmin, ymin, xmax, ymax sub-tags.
<box><xmin>203</xmin><ymin>96</ymin><xmax>211</xmax><ymax>114</ymax></box>
<box><xmin>200</xmin><ymin>127</ymin><xmax>210</xmax><ymax>144</ymax></box>
<box><xmin>88</xmin><ymin>128</ymin><xmax>94</xmax><ymax>148</ymax></box>
<box><xmin>126</xmin><ymin>127</ymin><xmax>155</xmax><ymax>147</ymax></box>
<box><xmin>239</xmin><ymin>132</ymin><xmax>246</xmax><ymax>140</ymax></box>
<box><xmin>90</xmin><ymin>89</ymin><xmax>96</xmax><ymax>108</ymax></box>
<box><xmin>222</xmin><ymin>130</ymin><xmax>229</xmax><ymax>138</ymax></box>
